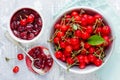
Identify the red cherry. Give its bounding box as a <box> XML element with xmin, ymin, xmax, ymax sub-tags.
<box><xmin>81</xmin><ymin>17</ymin><xmax>88</xmax><ymax>26</ymax></box>
<box><xmin>89</xmin><ymin>47</ymin><xmax>95</xmax><ymax>54</ymax></box>
<box><xmin>77</xmin><ymin>55</ymin><xmax>84</xmax><ymax>63</ymax></box>
<box><xmin>94</xmin><ymin>58</ymin><xmax>102</xmax><ymax>66</ymax></box>
<box><xmin>81</xmin><ymin>32</ymin><xmax>90</xmax><ymax>40</ymax></box>
<box><xmin>56</xmin><ymin>31</ymin><xmax>64</xmax><ymax>38</ymax></box>
<box><xmin>20</xmin><ymin>19</ymin><xmax>27</xmax><ymax>26</ymax></box>
<box><xmin>81</xmin><ymin>49</ymin><xmax>86</xmax><ymax>55</ymax></box>
<box><xmin>66</xmin><ymin>57</ymin><xmax>74</xmax><ymax>65</ymax></box>
<box><xmin>84</xmin><ymin>42</ymin><xmax>91</xmax><ymax>49</ymax></box>
<box><xmin>79</xmin><ymin>62</ymin><xmax>86</xmax><ymax>69</ymax></box>
<box><xmin>17</xmin><ymin>53</ymin><xmax>24</xmax><ymax>60</ymax></box>
<box><xmin>96</xmin><ymin>27</ymin><xmax>102</xmax><ymax>34</ymax></box>
<box><xmin>64</xmin><ymin>50</ymin><xmax>71</xmax><ymax>57</ymax></box>
<box><xmin>60</xmin><ymin>25</ymin><xmax>68</xmax><ymax>32</ymax></box>
<box><xmin>65</xmin><ymin>15</ymin><xmax>72</xmax><ymax>22</ymax></box>
<box><xmin>86</xmin><ymin>26</ymin><xmax>93</xmax><ymax>34</ymax></box>
<box><xmin>53</xmin><ymin>37</ymin><xmax>60</xmax><ymax>44</ymax></box>
<box><xmin>102</xmin><ymin>26</ymin><xmax>111</xmax><ymax>36</ymax></box>
<box><xmin>88</xmin><ymin>54</ymin><xmax>96</xmax><ymax>62</ymax></box>
<box><xmin>55</xmin><ymin>51</ymin><xmax>63</xmax><ymax>59</ymax></box>
<box><xmin>94</xmin><ymin>14</ymin><xmax>102</xmax><ymax>20</ymax></box>
<box><xmin>103</xmin><ymin>36</ymin><xmax>110</xmax><ymax>46</ymax></box>
<box><xmin>74</xmin><ymin>30</ymin><xmax>82</xmax><ymax>38</ymax></box>
<box><xmin>60</xmin><ymin>41</ymin><xmax>66</xmax><ymax>49</ymax></box>
<box><xmin>74</xmin><ymin>15</ymin><xmax>81</xmax><ymax>21</ymax></box>
<box><xmin>87</xmin><ymin>15</ymin><xmax>95</xmax><ymax>25</ymax></box>
<box><xmin>71</xmin><ymin>11</ymin><xmax>78</xmax><ymax>16</ymax></box>
<box><xmin>65</xmin><ymin>38</ymin><xmax>71</xmax><ymax>45</ymax></box>
<box><xmin>73</xmin><ymin>44</ymin><xmax>80</xmax><ymax>50</ymax></box>
<box><xmin>70</xmin><ymin>38</ymin><xmax>79</xmax><ymax>46</ymax></box>
<box><xmin>84</xmin><ymin>56</ymin><xmax>89</xmax><ymax>64</ymax></box>
<box><xmin>27</xmin><ymin>14</ymin><xmax>35</xmax><ymax>23</ymax></box>
<box><xmin>54</xmin><ymin>24</ymin><xmax>61</xmax><ymax>30</ymax></box>
<box><xmin>13</xmin><ymin>66</ymin><xmax>19</xmax><ymax>73</ymax></box>
<box><xmin>61</xmin><ymin>54</ymin><xmax>66</xmax><ymax>62</ymax></box>
<box><xmin>65</xmin><ymin>45</ymin><xmax>73</xmax><ymax>53</ymax></box>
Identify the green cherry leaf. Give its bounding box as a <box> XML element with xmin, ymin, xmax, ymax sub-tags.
<box><xmin>87</xmin><ymin>35</ymin><xmax>105</xmax><ymax>46</ymax></box>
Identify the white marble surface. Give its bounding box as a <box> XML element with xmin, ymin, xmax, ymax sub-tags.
<box><xmin>0</xmin><ymin>0</ymin><xmax>120</xmax><ymax>80</ymax></box>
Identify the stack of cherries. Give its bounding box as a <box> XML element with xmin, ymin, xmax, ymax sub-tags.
<box><xmin>50</xmin><ymin>9</ymin><xmax>112</xmax><ymax>69</ymax></box>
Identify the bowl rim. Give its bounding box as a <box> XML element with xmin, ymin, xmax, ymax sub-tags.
<box><xmin>8</xmin><ymin>6</ymin><xmax>44</xmax><ymax>44</ymax></box>
<box><xmin>48</xmin><ymin>6</ymin><xmax>115</xmax><ymax>74</ymax></box>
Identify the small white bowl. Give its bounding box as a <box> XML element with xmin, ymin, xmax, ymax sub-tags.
<box><xmin>8</xmin><ymin>7</ymin><xmax>44</xmax><ymax>44</ymax></box>
<box><xmin>48</xmin><ymin>6</ymin><xmax>115</xmax><ymax>74</ymax></box>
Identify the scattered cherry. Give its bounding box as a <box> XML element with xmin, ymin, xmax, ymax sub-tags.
<box><xmin>17</xmin><ymin>53</ymin><xmax>24</xmax><ymax>60</ymax></box>
<box><xmin>13</xmin><ymin>66</ymin><xmax>19</xmax><ymax>73</ymax></box>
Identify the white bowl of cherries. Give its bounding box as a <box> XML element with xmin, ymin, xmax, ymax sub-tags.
<box><xmin>9</xmin><ymin>8</ymin><xmax>43</xmax><ymax>43</ymax></box>
<box><xmin>49</xmin><ymin>7</ymin><xmax>114</xmax><ymax>74</ymax></box>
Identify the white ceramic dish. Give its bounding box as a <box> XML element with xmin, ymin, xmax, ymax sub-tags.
<box><xmin>48</xmin><ymin>6</ymin><xmax>115</xmax><ymax>74</ymax></box>
<box><xmin>8</xmin><ymin>7</ymin><xmax>44</xmax><ymax>44</ymax></box>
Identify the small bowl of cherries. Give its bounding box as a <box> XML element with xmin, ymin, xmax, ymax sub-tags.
<box><xmin>9</xmin><ymin>8</ymin><xmax>43</xmax><ymax>43</ymax></box>
<box><xmin>49</xmin><ymin>7</ymin><xmax>114</xmax><ymax>74</ymax></box>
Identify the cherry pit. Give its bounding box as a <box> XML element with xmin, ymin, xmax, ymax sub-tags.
<box><xmin>49</xmin><ymin>9</ymin><xmax>113</xmax><ymax>69</ymax></box>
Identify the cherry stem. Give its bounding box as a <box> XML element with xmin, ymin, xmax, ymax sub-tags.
<box><xmin>20</xmin><ymin>15</ymin><xmax>23</xmax><ymax>20</ymax></box>
<box><xmin>67</xmin><ymin>61</ymin><xmax>78</xmax><ymax>71</ymax></box>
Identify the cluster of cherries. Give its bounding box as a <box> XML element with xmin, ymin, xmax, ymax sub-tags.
<box><xmin>10</xmin><ymin>8</ymin><xmax>42</xmax><ymax>40</ymax></box>
<box><xmin>50</xmin><ymin>9</ymin><xmax>112</xmax><ymax>69</ymax></box>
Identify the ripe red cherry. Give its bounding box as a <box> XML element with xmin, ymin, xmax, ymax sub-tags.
<box><xmin>74</xmin><ymin>30</ymin><xmax>82</xmax><ymax>38</ymax></box>
<box><xmin>64</xmin><ymin>50</ymin><xmax>71</xmax><ymax>57</ymax></box>
<box><xmin>61</xmin><ymin>54</ymin><xmax>66</xmax><ymax>62</ymax></box>
<box><xmin>54</xmin><ymin>23</ymin><xmax>61</xmax><ymax>30</ymax></box>
<box><xmin>84</xmin><ymin>42</ymin><xmax>91</xmax><ymax>49</ymax></box>
<box><xmin>89</xmin><ymin>47</ymin><xmax>95</xmax><ymax>54</ymax></box>
<box><xmin>65</xmin><ymin>45</ymin><xmax>73</xmax><ymax>53</ymax></box>
<box><xmin>96</xmin><ymin>27</ymin><xmax>102</xmax><ymax>34</ymax></box>
<box><xmin>73</xmin><ymin>44</ymin><xmax>80</xmax><ymax>50</ymax></box>
<box><xmin>74</xmin><ymin>15</ymin><xmax>81</xmax><ymax>21</ymax></box>
<box><xmin>81</xmin><ymin>32</ymin><xmax>90</xmax><ymax>40</ymax></box>
<box><xmin>88</xmin><ymin>54</ymin><xmax>96</xmax><ymax>62</ymax></box>
<box><xmin>20</xmin><ymin>19</ymin><xmax>27</xmax><ymax>26</ymax></box>
<box><xmin>53</xmin><ymin>37</ymin><xmax>60</xmax><ymax>44</ymax></box>
<box><xmin>87</xmin><ymin>15</ymin><xmax>95</xmax><ymax>25</ymax></box>
<box><xmin>66</xmin><ymin>57</ymin><xmax>74</xmax><ymax>65</ymax></box>
<box><xmin>60</xmin><ymin>41</ymin><xmax>66</xmax><ymax>49</ymax></box>
<box><xmin>13</xmin><ymin>66</ymin><xmax>19</xmax><ymax>73</ymax></box>
<box><xmin>56</xmin><ymin>31</ymin><xmax>64</xmax><ymax>38</ymax></box>
<box><xmin>71</xmin><ymin>11</ymin><xmax>78</xmax><ymax>16</ymax></box>
<box><xmin>27</xmin><ymin>14</ymin><xmax>35</xmax><ymax>23</ymax></box>
<box><xmin>102</xmin><ymin>26</ymin><xmax>111</xmax><ymax>36</ymax></box>
<box><xmin>94</xmin><ymin>14</ymin><xmax>102</xmax><ymax>20</ymax></box>
<box><xmin>86</xmin><ymin>26</ymin><xmax>93</xmax><ymax>34</ymax></box>
<box><xmin>65</xmin><ymin>15</ymin><xmax>72</xmax><ymax>22</ymax></box>
<box><xmin>84</xmin><ymin>56</ymin><xmax>89</xmax><ymax>64</ymax></box>
<box><xmin>77</xmin><ymin>55</ymin><xmax>84</xmax><ymax>63</ymax></box>
<box><xmin>81</xmin><ymin>17</ymin><xmax>88</xmax><ymax>26</ymax></box>
<box><xmin>65</xmin><ymin>38</ymin><xmax>71</xmax><ymax>45</ymax></box>
<box><xmin>79</xmin><ymin>62</ymin><xmax>86</xmax><ymax>69</ymax></box>
<box><xmin>103</xmin><ymin>36</ymin><xmax>110</xmax><ymax>46</ymax></box>
<box><xmin>94</xmin><ymin>58</ymin><xmax>102</xmax><ymax>66</ymax></box>
<box><xmin>70</xmin><ymin>38</ymin><xmax>79</xmax><ymax>46</ymax></box>
<box><xmin>60</xmin><ymin>25</ymin><xmax>68</xmax><ymax>32</ymax></box>
<box><xmin>17</xmin><ymin>53</ymin><xmax>24</xmax><ymax>60</ymax></box>
<box><xmin>55</xmin><ymin>51</ymin><xmax>63</xmax><ymax>59</ymax></box>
